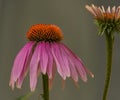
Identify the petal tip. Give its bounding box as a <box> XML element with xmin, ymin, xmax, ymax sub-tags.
<box><xmin>9</xmin><ymin>80</ymin><xmax>15</xmax><ymax>90</ymax></box>
<box><xmin>30</xmin><ymin>88</ymin><xmax>35</xmax><ymax>92</ymax></box>
<box><xmin>16</xmin><ymin>84</ymin><xmax>22</xmax><ymax>89</ymax></box>
<box><xmin>83</xmin><ymin>77</ymin><xmax>88</xmax><ymax>82</ymax></box>
<box><xmin>91</xmin><ymin>74</ymin><xmax>94</xmax><ymax>78</ymax></box>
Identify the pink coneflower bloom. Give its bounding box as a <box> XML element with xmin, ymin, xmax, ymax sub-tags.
<box><xmin>85</xmin><ymin>4</ymin><xmax>120</xmax><ymax>35</ymax></box>
<box><xmin>9</xmin><ymin>24</ymin><xmax>94</xmax><ymax>91</ymax></box>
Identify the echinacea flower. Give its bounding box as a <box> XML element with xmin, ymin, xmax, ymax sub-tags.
<box><xmin>85</xmin><ymin>4</ymin><xmax>120</xmax><ymax>35</ymax></box>
<box><xmin>86</xmin><ymin>4</ymin><xmax>119</xmax><ymax>100</ymax></box>
<box><xmin>9</xmin><ymin>24</ymin><xmax>94</xmax><ymax>91</ymax></box>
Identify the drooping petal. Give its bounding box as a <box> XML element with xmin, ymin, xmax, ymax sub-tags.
<box><xmin>57</xmin><ymin>43</ymin><xmax>70</xmax><ymax>77</ymax></box>
<box><xmin>17</xmin><ymin>43</ymin><xmax>36</xmax><ymax>88</ymax></box>
<box><xmin>59</xmin><ymin>45</ymin><xmax>78</xmax><ymax>81</ymax></box>
<box><xmin>69</xmin><ymin>62</ymin><xmax>78</xmax><ymax>82</ymax></box>
<box><xmin>9</xmin><ymin>42</ymin><xmax>34</xmax><ymax>89</ymax></box>
<box><xmin>59</xmin><ymin>43</ymin><xmax>79</xmax><ymax>82</ymax></box>
<box><xmin>52</xmin><ymin>43</ymin><xmax>71</xmax><ymax>80</ymax></box>
<box><xmin>60</xmin><ymin>43</ymin><xmax>88</xmax><ymax>82</ymax></box>
<box><xmin>16</xmin><ymin>61</ymin><xmax>30</xmax><ymax>89</ymax></box>
<box><xmin>83</xmin><ymin>67</ymin><xmax>94</xmax><ymax>78</ymax></box>
<box><xmin>48</xmin><ymin>64</ymin><xmax>56</xmax><ymax>90</ymax></box>
<box><xmin>51</xmin><ymin>43</ymin><xmax>66</xmax><ymax>80</ymax></box>
<box><xmin>45</xmin><ymin>42</ymin><xmax>53</xmax><ymax>79</ymax></box>
<box><xmin>74</xmin><ymin>57</ymin><xmax>88</xmax><ymax>82</ymax></box>
<box><xmin>40</xmin><ymin>42</ymin><xmax>48</xmax><ymax>74</ymax></box>
<box><xmin>30</xmin><ymin>42</ymin><xmax>41</xmax><ymax>91</ymax></box>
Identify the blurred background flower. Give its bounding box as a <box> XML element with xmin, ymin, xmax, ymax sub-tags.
<box><xmin>86</xmin><ymin>4</ymin><xmax>120</xmax><ymax>100</ymax></box>
<box><xmin>86</xmin><ymin>4</ymin><xmax>120</xmax><ymax>35</ymax></box>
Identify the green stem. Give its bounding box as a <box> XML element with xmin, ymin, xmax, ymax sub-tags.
<box><xmin>102</xmin><ymin>33</ymin><xmax>114</xmax><ymax>100</ymax></box>
<box><xmin>42</xmin><ymin>74</ymin><xmax>49</xmax><ymax>100</ymax></box>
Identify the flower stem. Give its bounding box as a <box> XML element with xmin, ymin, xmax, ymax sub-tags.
<box><xmin>42</xmin><ymin>74</ymin><xmax>49</xmax><ymax>100</ymax></box>
<box><xmin>102</xmin><ymin>33</ymin><xmax>114</xmax><ymax>100</ymax></box>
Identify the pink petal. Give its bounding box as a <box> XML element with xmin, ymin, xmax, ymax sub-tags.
<box><xmin>52</xmin><ymin>43</ymin><xmax>71</xmax><ymax>80</ymax></box>
<box><xmin>51</xmin><ymin>43</ymin><xmax>66</xmax><ymax>80</ymax></box>
<box><xmin>17</xmin><ymin>45</ymin><xmax>35</xmax><ymax>88</ymax></box>
<box><xmin>30</xmin><ymin>42</ymin><xmax>41</xmax><ymax>91</ymax></box>
<box><xmin>62</xmin><ymin>50</ymin><xmax>78</xmax><ymax>81</ymax></box>
<box><xmin>60</xmin><ymin>43</ymin><xmax>87</xmax><ymax>82</ymax></box>
<box><xmin>45</xmin><ymin>42</ymin><xmax>53</xmax><ymax>79</ymax></box>
<box><xmin>59</xmin><ymin>43</ymin><xmax>78</xmax><ymax>82</ymax></box>
<box><xmin>74</xmin><ymin>57</ymin><xmax>87</xmax><ymax>82</ymax></box>
<box><xmin>40</xmin><ymin>42</ymin><xmax>48</xmax><ymax>74</ymax></box>
<box><xmin>9</xmin><ymin>42</ymin><xmax>34</xmax><ymax>89</ymax></box>
<box><xmin>58</xmin><ymin>43</ymin><xmax>70</xmax><ymax>77</ymax></box>
<box><xmin>49</xmin><ymin>65</ymin><xmax>56</xmax><ymax>90</ymax></box>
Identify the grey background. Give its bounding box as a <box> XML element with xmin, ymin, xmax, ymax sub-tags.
<box><xmin>0</xmin><ymin>0</ymin><xmax>120</xmax><ymax>100</ymax></box>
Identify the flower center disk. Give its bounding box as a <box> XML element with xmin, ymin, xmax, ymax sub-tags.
<box><xmin>27</xmin><ymin>24</ymin><xmax>63</xmax><ymax>42</ymax></box>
